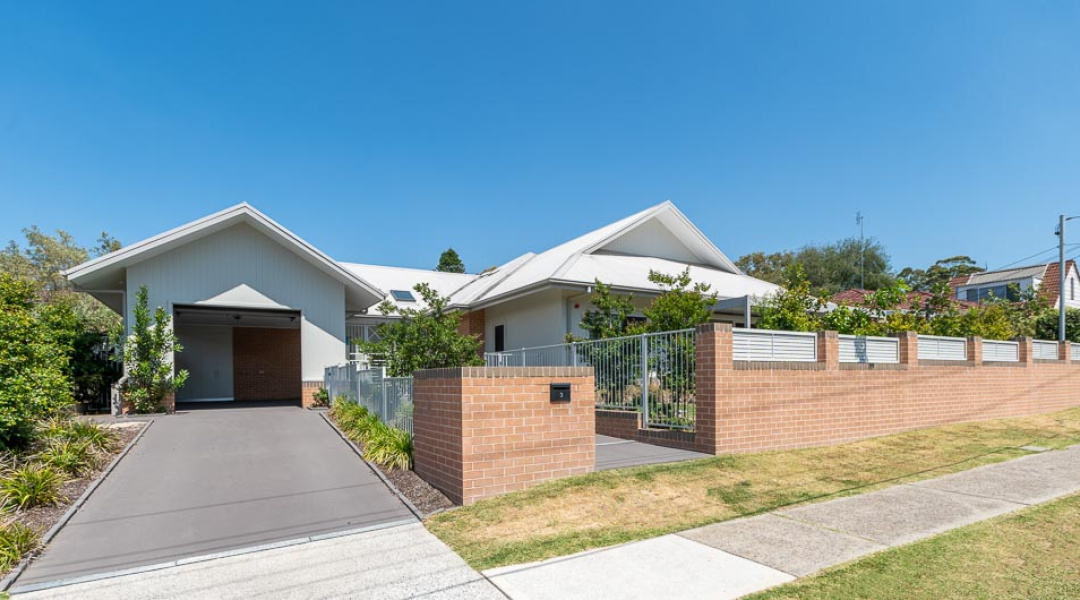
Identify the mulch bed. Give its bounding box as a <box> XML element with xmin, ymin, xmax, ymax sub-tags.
<box><xmin>1</xmin><ymin>423</ymin><xmax>143</xmax><ymax>578</ymax></box>
<box><xmin>374</xmin><ymin>462</ymin><xmax>454</xmax><ymax>516</ymax></box>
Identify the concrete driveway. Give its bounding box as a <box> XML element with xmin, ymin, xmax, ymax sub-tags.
<box><xmin>15</xmin><ymin>403</ymin><xmax>415</xmax><ymax>590</ymax></box>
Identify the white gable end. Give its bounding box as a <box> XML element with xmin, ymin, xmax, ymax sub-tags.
<box><xmin>594</xmin><ymin>217</ymin><xmax>703</xmax><ymax>264</ymax></box>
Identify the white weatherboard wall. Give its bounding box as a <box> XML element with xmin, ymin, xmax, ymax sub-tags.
<box><xmin>174</xmin><ymin>324</ymin><xmax>233</xmax><ymax>400</ymax></box>
<box><xmin>485</xmin><ymin>288</ymin><xmax>568</xmax><ymax>351</ymax></box>
<box><xmin>126</xmin><ymin>223</ymin><xmax>346</xmax><ymax>381</ymax></box>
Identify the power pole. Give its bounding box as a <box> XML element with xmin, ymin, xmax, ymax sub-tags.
<box><xmin>856</xmin><ymin>212</ymin><xmax>865</xmax><ymax>289</ymax></box>
<box><xmin>1060</xmin><ymin>215</ymin><xmax>1067</xmax><ymax>342</ymax></box>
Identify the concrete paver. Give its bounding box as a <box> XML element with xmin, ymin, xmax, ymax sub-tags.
<box><xmin>13</xmin><ymin>523</ymin><xmax>505</xmax><ymax>600</ymax></box>
<box><xmin>679</xmin><ymin>513</ymin><xmax>887</xmax><ymax>577</ymax></box>
<box><xmin>485</xmin><ymin>535</ymin><xmax>793</xmax><ymax>600</ymax></box>
<box><xmin>488</xmin><ymin>444</ymin><xmax>1080</xmax><ymax>599</ymax></box>
<box><xmin>777</xmin><ymin>485</ymin><xmax>1023</xmax><ymax>546</ymax></box>
<box><xmin>16</xmin><ymin>405</ymin><xmax>414</xmax><ymax>588</ymax></box>
<box><xmin>913</xmin><ymin>449</ymin><xmax>1080</xmax><ymax>505</ymax></box>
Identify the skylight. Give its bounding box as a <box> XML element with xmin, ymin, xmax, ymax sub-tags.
<box><xmin>391</xmin><ymin>290</ymin><xmax>416</xmax><ymax>302</ymax></box>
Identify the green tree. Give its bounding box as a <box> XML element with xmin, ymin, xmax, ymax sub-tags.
<box><xmin>361</xmin><ymin>283</ymin><xmax>483</xmax><ymax>376</ymax></box>
<box><xmin>898</xmin><ymin>256</ymin><xmax>984</xmax><ymax>291</ymax></box>
<box><xmin>121</xmin><ymin>286</ymin><xmax>188</xmax><ymax>413</ymax></box>
<box><xmin>736</xmin><ymin>238</ymin><xmax>893</xmax><ymax>295</ymax></box>
<box><xmin>436</xmin><ymin>248</ymin><xmax>466</xmax><ymax>273</ymax></box>
<box><xmin>734</xmin><ymin>251</ymin><xmax>793</xmax><ymax>284</ymax></box>
<box><xmin>0</xmin><ymin>274</ymin><xmax>73</xmax><ymax>448</ymax></box>
<box><xmin>640</xmin><ymin>268</ymin><xmax>717</xmax><ymax>332</ymax></box>
<box><xmin>579</xmin><ymin>280</ymin><xmax>637</xmax><ymax>340</ymax></box>
<box><xmin>1035</xmin><ymin>308</ymin><xmax>1080</xmax><ymax>342</ymax></box>
<box><xmin>758</xmin><ymin>265</ymin><xmax>825</xmax><ymax>332</ymax></box>
<box><xmin>0</xmin><ymin>226</ymin><xmax>122</xmax><ymax>333</ymax></box>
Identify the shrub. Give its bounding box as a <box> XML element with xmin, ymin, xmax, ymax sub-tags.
<box><xmin>0</xmin><ymin>274</ymin><xmax>74</xmax><ymax>450</ymax></box>
<box><xmin>311</xmin><ymin>388</ymin><xmax>329</xmax><ymax>407</ymax></box>
<box><xmin>363</xmin><ymin>426</ymin><xmax>413</xmax><ymax>470</ymax></box>
<box><xmin>0</xmin><ymin>522</ymin><xmax>38</xmax><ymax>571</ymax></box>
<box><xmin>350</xmin><ymin>414</ymin><xmax>383</xmax><ymax>444</ymax></box>
<box><xmin>37</xmin><ymin>440</ymin><xmax>97</xmax><ymax>476</ymax></box>
<box><xmin>39</xmin><ymin>418</ymin><xmax>115</xmax><ymax>452</ymax></box>
<box><xmin>0</xmin><ymin>465</ymin><xmax>65</xmax><ymax>510</ymax></box>
<box><xmin>121</xmin><ymin>286</ymin><xmax>188</xmax><ymax>413</ymax></box>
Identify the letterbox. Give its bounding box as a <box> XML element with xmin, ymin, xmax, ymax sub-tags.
<box><xmin>550</xmin><ymin>382</ymin><xmax>572</xmax><ymax>402</ymax></box>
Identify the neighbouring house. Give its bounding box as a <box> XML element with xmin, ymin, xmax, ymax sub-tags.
<box><xmin>831</xmin><ymin>288</ymin><xmax>980</xmax><ymax>312</ymax></box>
<box><xmin>64</xmin><ymin>201</ymin><xmax>778</xmax><ymax>411</ymax></box>
<box><xmin>950</xmin><ymin>261</ymin><xmax>1080</xmax><ymax>307</ymax></box>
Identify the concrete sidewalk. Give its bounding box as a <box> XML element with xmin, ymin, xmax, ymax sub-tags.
<box><xmin>13</xmin><ymin>522</ymin><xmax>506</xmax><ymax>600</ymax></box>
<box><xmin>486</xmin><ymin>443</ymin><xmax>1080</xmax><ymax>600</ymax></box>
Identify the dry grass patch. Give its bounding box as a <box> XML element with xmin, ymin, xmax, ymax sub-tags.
<box><xmin>427</xmin><ymin>408</ymin><xmax>1080</xmax><ymax>569</ymax></box>
<box><xmin>748</xmin><ymin>491</ymin><xmax>1080</xmax><ymax>600</ymax></box>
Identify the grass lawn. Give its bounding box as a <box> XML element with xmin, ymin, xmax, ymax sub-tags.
<box><xmin>746</xmin><ymin>491</ymin><xmax>1080</xmax><ymax>600</ymax></box>
<box><xmin>426</xmin><ymin>407</ymin><xmax>1080</xmax><ymax>570</ymax></box>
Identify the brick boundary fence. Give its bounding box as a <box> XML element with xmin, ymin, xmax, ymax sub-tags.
<box><xmin>692</xmin><ymin>324</ymin><xmax>1080</xmax><ymax>454</ymax></box>
<box><xmin>412</xmin><ymin>367</ymin><xmax>594</xmax><ymax>505</ymax></box>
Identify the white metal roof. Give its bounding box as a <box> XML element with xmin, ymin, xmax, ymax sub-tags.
<box><xmin>445</xmin><ymin>201</ymin><xmax>772</xmax><ymax>307</ymax></box>
<box><xmin>340</xmin><ymin>263</ymin><xmax>477</xmax><ymax>312</ymax></box>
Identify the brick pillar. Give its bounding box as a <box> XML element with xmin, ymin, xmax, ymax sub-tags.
<box><xmin>817</xmin><ymin>331</ymin><xmax>839</xmax><ymax>370</ymax></box>
<box><xmin>894</xmin><ymin>331</ymin><xmax>918</xmax><ymax>368</ymax></box>
<box><xmin>1018</xmin><ymin>337</ymin><xmax>1034</xmax><ymax>366</ymax></box>
<box><xmin>694</xmin><ymin>323</ymin><xmax>731</xmax><ymax>455</ymax></box>
<box><xmin>1059</xmin><ymin>341</ymin><xmax>1072</xmax><ymax>362</ymax></box>
<box><xmin>966</xmin><ymin>336</ymin><xmax>983</xmax><ymax>366</ymax></box>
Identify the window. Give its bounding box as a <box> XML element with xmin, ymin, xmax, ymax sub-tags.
<box><xmin>967</xmin><ymin>284</ymin><xmax>1019</xmax><ymax>303</ymax></box>
<box><xmin>494</xmin><ymin>325</ymin><xmax>505</xmax><ymax>352</ymax></box>
<box><xmin>390</xmin><ymin>290</ymin><xmax>415</xmax><ymax>302</ymax></box>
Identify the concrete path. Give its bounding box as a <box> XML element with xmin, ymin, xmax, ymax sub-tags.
<box><xmin>595</xmin><ymin>435</ymin><xmax>709</xmax><ymax>470</ymax></box>
<box><xmin>15</xmin><ymin>404</ymin><xmax>415</xmax><ymax>590</ymax></box>
<box><xmin>486</xmin><ymin>444</ymin><xmax>1080</xmax><ymax>600</ymax></box>
<box><xmin>13</xmin><ymin>522</ymin><xmax>506</xmax><ymax>600</ymax></box>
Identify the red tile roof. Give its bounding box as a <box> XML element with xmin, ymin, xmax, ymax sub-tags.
<box><xmin>831</xmin><ymin>288</ymin><xmax>979</xmax><ymax>311</ymax></box>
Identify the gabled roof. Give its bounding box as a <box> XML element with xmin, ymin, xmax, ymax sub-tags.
<box><xmin>948</xmin><ymin>260</ymin><xmax>1080</xmax><ymax>304</ymax></box>
<box><xmin>445</xmin><ymin>201</ymin><xmax>775</xmax><ymax>308</ymax></box>
<box><xmin>950</xmin><ymin>264</ymin><xmax>1048</xmax><ymax>288</ymax></box>
<box><xmin>64</xmin><ymin>203</ymin><xmax>385</xmax><ymax>309</ymax></box>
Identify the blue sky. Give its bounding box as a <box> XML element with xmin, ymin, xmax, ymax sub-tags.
<box><xmin>2</xmin><ymin>1</ymin><xmax>1079</xmax><ymax>274</ymax></box>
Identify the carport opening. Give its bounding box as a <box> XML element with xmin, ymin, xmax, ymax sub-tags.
<box><xmin>174</xmin><ymin>305</ymin><xmax>302</xmax><ymax>406</ymax></box>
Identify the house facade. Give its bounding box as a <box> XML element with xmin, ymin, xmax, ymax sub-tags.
<box><xmin>950</xmin><ymin>261</ymin><xmax>1080</xmax><ymax>308</ymax></box>
<box><xmin>64</xmin><ymin>201</ymin><xmax>778</xmax><ymax>410</ymax></box>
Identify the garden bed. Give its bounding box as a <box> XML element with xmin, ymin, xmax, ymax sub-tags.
<box><xmin>371</xmin><ymin>458</ymin><xmax>453</xmax><ymax>516</ymax></box>
<box><xmin>324</xmin><ymin>404</ymin><xmax>452</xmax><ymax>516</ymax></box>
<box><xmin>0</xmin><ymin>420</ymin><xmax>143</xmax><ymax>582</ymax></box>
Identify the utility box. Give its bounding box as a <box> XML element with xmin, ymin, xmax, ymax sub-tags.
<box><xmin>550</xmin><ymin>382</ymin><xmax>572</xmax><ymax>402</ymax></box>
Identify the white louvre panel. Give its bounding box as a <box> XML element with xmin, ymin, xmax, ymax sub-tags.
<box><xmin>732</xmin><ymin>328</ymin><xmax>817</xmax><ymax>362</ymax></box>
<box><xmin>1033</xmin><ymin>340</ymin><xmax>1059</xmax><ymax>360</ymax></box>
<box><xmin>838</xmin><ymin>335</ymin><xmax>899</xmax><ymax>363</ymax></box>
<box><xmin>1073</xmin><ymin>343</ymin><xmax>1080</xmax><ymax>359</ymax></box>
<box><xmin>982</xmin><ymin>340</ymin><xmax>1019</xmax><ymax>362</ymax></box>
<box><xmin>917</xmin><ymin>335</ymin><xmax>967</xmax><ymax>361</ymax></box>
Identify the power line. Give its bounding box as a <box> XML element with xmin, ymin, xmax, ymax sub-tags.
<box><xmin>992</xmin><ymin>245</ymin><xmax>1080</xmax><ymax>271</ymax></box>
